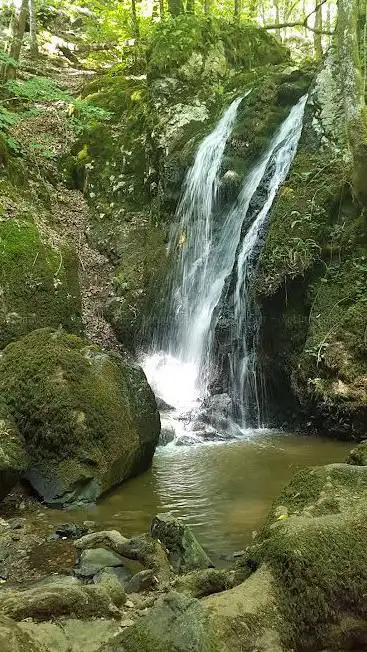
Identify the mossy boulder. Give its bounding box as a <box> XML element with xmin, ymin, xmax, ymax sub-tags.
<box><xmin>0</xmin><ymin>210</ymin><xmax>82</xmax><ymax>349</ymax></box>
<box><xmin>0</xmin><ymin>328</ymin><xmax>160</xmax><ymax>505</ymax></box>
<box><xmin>239</xmin><ymin>463</ymin><xmax>367</xmax><ymax>650</ymax></box>
<box><xmin>101</xmin><ymin>592</ymin><xmax>223</xmax><ymax>652</ymax></box>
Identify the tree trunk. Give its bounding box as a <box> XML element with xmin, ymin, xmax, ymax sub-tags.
<box><xmin>186</xmin><ymin>0</ymin><xmax>195</xmax><ymax>12</ymax></box>
<box><xmin>3</xmin><ymin>0</ymin><xmax>28</xmax><ymax>80</ymax></box>
<box><xmin>314</xmin><ymin>0</ymin><xmax>323</xmax><ymax>57</ymax></box>
<box><xmin>234</xmin><ymin>0</ymin><xmax>242</xmax><ymax>20</ymax></box>
<box><xmin>168</xmin><ymin>0</ymin><xmax>184</xmax><ymax>15</ymax></box>
<box><xmin>29</xmin><ymin>0</ymin><xmax>38</xmax><ymax>58</ymax></box>
<box><xmin>131</xmin><ymin>0</ymin><xmax>140</xmax><ymax>39</ymax></box>
<box><xmin>159</xmin><ymin>0</ymin><xmax>165</xmax><ymax>18</ymax></box>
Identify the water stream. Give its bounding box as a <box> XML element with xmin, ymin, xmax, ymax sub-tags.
<box><xmin>143</xmin><ymin>95</ymin><xmax>307</xmax><ymax>441</ymax></box>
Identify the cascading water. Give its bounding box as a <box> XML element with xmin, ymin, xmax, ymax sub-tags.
<box><xmin>229</xmin><ymin>95</ymin><xmax>308</xmax><ymax>428</ymax></box>
<box><xmin>143</xmin><ymin>94</ymin><xmax>307</xmax><ymax>443</ymax></box>
<box><xmin>144</xmin><ymin>95</ymin><xmax>245</xmax><ymax>420</ymax></box>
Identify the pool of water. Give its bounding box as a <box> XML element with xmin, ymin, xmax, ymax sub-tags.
<box><xmin>42</xmin><ymin>432</ymin><xmax>351</xmax><ymax>562</ymax></box>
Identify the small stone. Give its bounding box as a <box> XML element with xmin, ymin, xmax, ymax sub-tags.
<box><xmin>120</xmin><ymin>618</ymin><xmax>134</xmax><ymax>627</ymax></box>
<box><xmin>125</xmin><ymin>600</ymin><xmax>134</xmax><ymax>608</ymax></box>
<box><xmin>76</xmin><ymin>547</ymin><xmax>126</xmax><ymax>579</ymax></box>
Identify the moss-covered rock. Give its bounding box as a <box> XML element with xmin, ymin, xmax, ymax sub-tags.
<box><xmin>242</xmin><ymin>463</ymin><xmax>367</xmax><ymax>650</ymax></box>
<box><xmin>0</xmin><ymin>328</ymin><xmax>160</xmax><ymax>505</ymax></box>
<box><xmin>151</xmin><ymin>513</ymin><xmax>213</xmax><ymax>573</ymax></box>
<box><xmin>0</xmin><ymin>408</ymin><xmax>28</xmax><ymax>501</ymax></box>
<box><xmin>101</xmin><ymin>591</ymin><xmax>223</xmax><ymax>652</ymax></box>
<box><xmin>0</xmin><ymin>184</ymin><xmax>82</xmax><ymax>349</ymax></box>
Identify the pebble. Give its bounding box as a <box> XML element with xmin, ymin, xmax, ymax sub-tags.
<box><xmin>125</xmin><ymin>599</ymin><xmax>134</xmax><ymax>609</ymax></box>
<box><xmin>120</xmin><ymin>619</ymin><xmax>134</xmax><ymax>627</ymax></box>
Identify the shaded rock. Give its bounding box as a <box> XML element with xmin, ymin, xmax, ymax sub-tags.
<box><xmin>346</xmin><ymin>442</ymin><xmax>367</xmax><ymax>466</ymax></box>
<box><xmin>158</xmin><ymin>425</ymin><xmax>175</xmax><ymax>446</ymax></box>
<box><xmin>0</xmin><ymin>574</ymin><xmax>125</xmax><ymax>621</ymax></box>
<box><xmin>0</xmin><ymin>328</ymin><xmax>160</xmax><ymax>506</ymax></box>
<box><xmin>100</xmin><ymin>591</ymin><xmax>222</xmax><ymax>652</ymax></box>
<box><xmin>93</xmin><ymin>565</ymin><xmax>132</xmax><ymax>589</ymax></box>
<box><xmin>76</xmin><ymin>547</ymin><xmax>126</xmax><ymax>578</ymax></box>
<box><xmin>125</xmin><ymin>569</ymin><xmax>155</xmax><ymax>594</ymax></box>
<box><xmin>0</xmin><ymin>412</ymin><xmax>28</xmax><ymax>501</ymax></box>
<box><xmin>151</xmin><ymin>514</ymin><xmax>213</xmax><ymax>573</ymax></box>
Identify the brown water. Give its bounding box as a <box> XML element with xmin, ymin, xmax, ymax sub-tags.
<box><xmin>41</xmin><ymin>432</ymin><xmax>351</xmax><ymax>562</ymax></box>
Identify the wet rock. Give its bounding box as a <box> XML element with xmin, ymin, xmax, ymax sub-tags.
<box><xmin>151</xmin><ymin>513</ymin><xmax>213</xmax><ymax>573</ymax></box>
<box><xmin>156</xmin><ymin>397</ymin><xmax>174</xmax><ymax>411</ymax></box>
<box><xmin>174</xmin><ymin>568</ymin><xmax>232</xmax><ymax>598</ymax></box>
<box><xmin>158</xmin><ymin>425</ymin><xmax>175</xmax><ymax>446</ymax></box>
<box><xmin>48</xmin><ymin>523</ymin><xmax>89</xmax><ymax>541</ymax></box>
<box><xmin>100</xmin><ymin>591</ymin><xmax>222</xmax><ymax>652</ymax></box>
<box><xmin>75</xmin><ymin>547</ymin><xmax>126</xmax><ymax>579</ymax></box>
<box><xmin>125</xmin><ymin>569</ymin><xmax>155</xmax><ymax>594</ymax></box>
<box><xmin>0</xmin><ymin>574</ymin><xmax>125</xmax><ymax>621</ymax></box>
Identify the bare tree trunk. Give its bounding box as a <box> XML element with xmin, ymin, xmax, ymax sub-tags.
<box><xmin>3</xmin><ymin>0</ymin><xmax>28</xmax><ymax>80</ymax></box>
<box><xmin>29</xmin><ymin>0</ymin><xmax>38</xmax><ymax>57</ymax></box>
<box><xmin>159</xmin><ymin>0</ymin><xmax>165</xmax><ymax>17</ymax></box>
<box><xmin>303</xmin><ymin>0</ymin><xmax>308</xmax><ymax>35</ymax></box>
<box><xmin>314</xmin><ymin>0</ymin><xmax>323</xmax><ymax>56</ymax></box>
<box><xmin>168</xmin><ymin>0</ymin><xmax>184</xmax><ymax>15</ymax></box>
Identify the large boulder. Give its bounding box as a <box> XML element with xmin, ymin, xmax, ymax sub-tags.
<box><xmin>0</xmin><ymin>328</ymin><xmax>160</xmax><ymax>505</ymax></box>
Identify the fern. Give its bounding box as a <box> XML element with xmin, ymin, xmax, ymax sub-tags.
<box><xmin>5</xmin><ymin>77</ymin><xmax>72</xmax><ymax>103</ymax></box>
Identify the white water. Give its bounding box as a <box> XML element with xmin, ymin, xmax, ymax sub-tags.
<box><xmin>230</xmin><ymin>95</ymin><xmax>307</xmax><ymax>427</ymax></box>
<box><xmin>143</xmin><ymin>95</ymin><xmax>307</xmax><ymax>442</ymax></box>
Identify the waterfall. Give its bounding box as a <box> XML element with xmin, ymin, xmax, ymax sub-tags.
<box><xmin>143</xmin><ymin>94</ymin><xmax>307</xmax><ymax>443</ymax></box>
<box><xmin>229</xmin><ymin>95</ymin><xmax>307</xmax><ymax>428</ymax></box>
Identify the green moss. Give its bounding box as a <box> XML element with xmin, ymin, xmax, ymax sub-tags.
<box><xmin>0</xmin><ymin>217</ymin><xmax>82</xmax><ymax>348</ymax></box>
<box><xmin>346</xmin><ymin>442</ymin><xmax>367</xmax><ymax>465</ymax></box>
<box><xmin>0</xmin><ymin>328</ymin><xmax>160</xmax><ymax>503</ymax></box>
<box><xmin>250</xmin><ymin>464</ymin><xmax>367</xmax><ymax>650</ymax></box>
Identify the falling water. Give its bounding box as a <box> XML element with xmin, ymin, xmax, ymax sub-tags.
<box><xmin>229</xmin><ymin>95</ymin><xmax>307</xmax><ymax>428</ymax></box>
<box><xmin>143</xmin><ymin>95</ymin><xmax>307</xmax><ymax>442</ymax></box>
<box><xmin>144</xmin><ymin>95</ymin><xmax>245</xmax><ymax>419</ymax></box>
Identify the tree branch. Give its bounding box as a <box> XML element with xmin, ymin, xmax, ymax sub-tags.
<box><xmin>264</xmin><ymin>0</ymin><xmax>332</xmax><ymax>34</ymax></box>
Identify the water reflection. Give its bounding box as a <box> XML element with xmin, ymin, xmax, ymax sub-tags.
<box><xmin>71</xmin><ymin>432</ymin><xmax>350</xmax><ymax>560</ymax></box>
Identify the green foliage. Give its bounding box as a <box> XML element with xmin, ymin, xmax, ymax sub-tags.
<box><xmin>5</xmin><ymin>76</ymin><xmax>71</xmax><ymax>103</ymax></box>
<box><xmin>0</xmin><ymin>49</ymin><xmax>19</xmax><ymax>69</ymax></box>
<box><xmin>69</xmin><ymin>99</ymin><xmax>112</xmax><ymax>134</ymax></box>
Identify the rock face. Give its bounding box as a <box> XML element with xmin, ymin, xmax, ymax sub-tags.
<box><xmin>151</xmin><ymin>514</ymin><xmax>213</xmax><ymax>573</ymax></box>
<box><xmin>0</xmin><ymin>328</ymin><xmax>160</xmax><ymax>505</ymax></box>
<box><xmin>254</xmin><ymin>5</ymin><xmax>367</xmax><ymax>436</ymax></box>
<box><xmin>76</xmin><ymin>21</ymin><xmax>304</xmax><ymax>351</ymax></box>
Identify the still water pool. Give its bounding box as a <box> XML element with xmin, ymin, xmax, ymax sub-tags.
<box><xmin>54</xmin><ymin>432</ymin><xmax>351</xmax><ymax>562</ymax></box>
